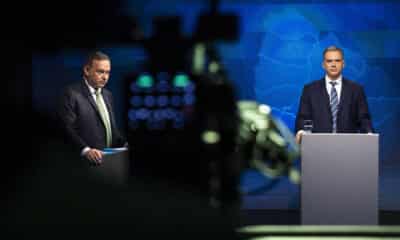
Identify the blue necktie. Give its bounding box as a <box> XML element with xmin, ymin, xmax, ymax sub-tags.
<box><xmin>330</xmin><ymin>81</ymin><xmax>339</xmax><ymax>133</ymax></box>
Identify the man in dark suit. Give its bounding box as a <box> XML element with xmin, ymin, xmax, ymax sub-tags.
<box><xmin>58</xmin><ymin>51</ymin><xmax>126</xmax><ymax>165</ymax></box>
<box><xmin>295</xmin><ymin>46</ymin><xmax>373</xmax><ymax>143</ymax></box>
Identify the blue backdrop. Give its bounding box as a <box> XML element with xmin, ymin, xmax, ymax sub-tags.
<box><xmin>33</xmin><ymin>0</ymin><xmax>400</xmax><ymax>210</ymax></box>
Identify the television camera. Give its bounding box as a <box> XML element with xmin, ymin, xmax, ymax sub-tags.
<box><xmin>124</xmin><ymin>0</ymin><xmax>299</xmax><ymax>210</ymax></box>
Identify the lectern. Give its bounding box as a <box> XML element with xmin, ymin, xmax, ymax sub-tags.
<box><xmin>301</xmin><ymin>133</ymin><xmax>379</xmax><ymax>225</ymax></box>
<box><xmin>88</xmin><ymin>148</ymin><xmax>129</xmax><ymax>186</ymax></box>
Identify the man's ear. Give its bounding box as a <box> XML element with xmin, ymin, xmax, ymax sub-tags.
<box><xmin>83</xmin><ymin>65</ymin><xmax>90</xmax><ymax>76</ymax></box>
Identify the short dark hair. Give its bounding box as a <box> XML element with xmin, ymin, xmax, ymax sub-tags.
<box><xmin>323</xmin><ymin>46</ymin><xmax>344</xmax><ymax>59</ymax></box>
<box><xmin>84</xmin><ymin>51</ymin><xmax>110</xmax><ymax>67</ymax></box>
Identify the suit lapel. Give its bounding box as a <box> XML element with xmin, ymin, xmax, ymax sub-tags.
<box><xmin>102</xmin><ymin>91</ymin><xmax>115</xmax><ymax>129</ymax></box>
<box><xmin>338</xmin><ymin>78</ymin><xmax>349</xmax><ymax>119</ymax></box>
<box><xmin>318</xmin><ymin>79</ymin><xmax>331</xmax><ymax>113</ymax></box>
<box><xmin>81</xmin><ymin>82</ymin><xmax>103</xmax><ymax>120</ymax></box>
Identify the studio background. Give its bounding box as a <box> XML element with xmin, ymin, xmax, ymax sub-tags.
<box><xmin>32</xmin><ymin>0</ymin><xmax>400</xmax><ymax>211</ymax></box>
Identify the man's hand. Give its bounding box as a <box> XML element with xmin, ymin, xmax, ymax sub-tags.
<box><xmin>84</xmin><ymin>148</ymin><xmax>104</xmax><ymax>166</ymax></box>
<box><xmin>295</xmin><ymin>130</ymin><xmax>306</xmax><ymax>145</ymax></box>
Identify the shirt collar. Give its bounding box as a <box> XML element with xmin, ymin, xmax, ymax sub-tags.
<box><xmin>84</xmin><ymin>78</ymin><xmax>101</xmax><ymax>94</ymax></box>
<box><xmin>325</xmin><ymin>75</ymin><xmax>342</xmax><ymax>86</ymax></box>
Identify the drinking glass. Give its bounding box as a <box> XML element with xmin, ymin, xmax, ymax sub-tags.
<box><xmin>303</xmin><ymin>120</ymin><xmax>313</xmax><ymax>133</ymax></box>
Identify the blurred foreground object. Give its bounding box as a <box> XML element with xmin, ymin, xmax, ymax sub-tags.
<box><xmin>237</xmin><ymin>101</ymin><xmax>300</xmax><ymax>184</ymax></box>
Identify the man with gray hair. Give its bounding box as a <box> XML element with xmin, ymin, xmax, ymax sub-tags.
<box><xmin>58</xmin><ymin>51</ymin><xmax>126</xmax><ymax>165</ymax></box>
<box><xmin>295</xmin><ymin>46</ymin><xmax>373</xmax><ymax>143</ymax></box>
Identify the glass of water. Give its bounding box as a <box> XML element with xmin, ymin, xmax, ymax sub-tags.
<box><xmin>303</xmin><ymin>119</ymin><xmax>313</xmax><ymax>133</ymax></box>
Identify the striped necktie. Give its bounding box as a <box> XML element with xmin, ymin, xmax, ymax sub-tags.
<box><xmin>95</xmin><ymin>89</ymin><xmax>112</xmax><ymax>147</ymax></box>
<box><xmin>329</xmin><ymin>81</ymin><xmax>339</xmax><ymax>133</ymax></box>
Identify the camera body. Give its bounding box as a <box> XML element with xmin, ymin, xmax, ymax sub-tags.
<box><xmin>124</xmin><ymin>11</ymin><xmax>241</xmax><ymax>208</ymax></box>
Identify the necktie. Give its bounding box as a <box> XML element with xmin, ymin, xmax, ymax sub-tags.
<box><xmin>95</xmin><ymin>89</ymin><xmax>112</xmax><ymax>147</ymax></box>
<box><xmin>329</xmin><ymin>81</ymin><xmax>339</xmax><ymax>133</ymax></box>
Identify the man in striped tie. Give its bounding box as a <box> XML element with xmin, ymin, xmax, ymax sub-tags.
<box><xmin>295</xmin><ymin>46</ymin><xmax>373</xmax><ymax>144</ymax></box>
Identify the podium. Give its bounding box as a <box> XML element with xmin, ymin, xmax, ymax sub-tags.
<box><xmin>301</xmin><ymin>133</ymin><xmax>379</xmax><ymax>225</ymax></box>
<box><xmin>88</xmin><ymin>148</ymin><xmax>129</xmax><ymax>186</ymax></box>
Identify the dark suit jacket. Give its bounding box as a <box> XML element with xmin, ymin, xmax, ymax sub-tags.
<box><xmin>295</xmin><ymin>78</ymin><xmax>373</xmax><ymax>133</ymax></box>
<box><xmin>58</xmin><ymin>81</ymin><xmax>126</xmax><ymax>153</ymax></box>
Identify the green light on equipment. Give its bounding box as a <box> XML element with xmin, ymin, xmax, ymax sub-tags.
<box><xmin>173</xmin><ymin>74</ymin><xmax>189</xmax><ymax>87</ymax></box>
<box><xmin>202</xmin><ymin>130</ymin><xmax>220</xmax><ymax>144</ymax></box>
<box><xmin>137</xmin><ymin>74</ymin><xmax>153</xmax><ymax>88</ymax></box>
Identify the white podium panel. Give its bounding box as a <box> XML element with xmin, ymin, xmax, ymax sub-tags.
<box><xmin>301</xmin><ymin>133</ymin><xmax>379</xmax><ymax>225</ymax></box>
